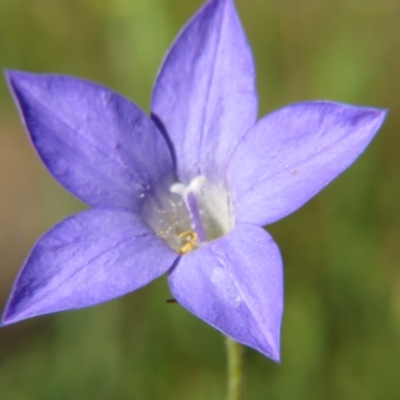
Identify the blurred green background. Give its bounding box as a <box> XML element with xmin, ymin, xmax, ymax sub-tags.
<box><xmin>0</xmin><ymin>0</ymin><xmax>399</xmax><ymax>399</ymax></box>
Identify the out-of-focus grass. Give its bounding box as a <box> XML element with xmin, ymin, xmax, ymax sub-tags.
<box><xmin>0</xmin><ymin>0</ymin><xmax>399</xmax><ymax>399</ymax></box>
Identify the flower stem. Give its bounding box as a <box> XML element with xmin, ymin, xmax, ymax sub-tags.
<box><xmin>226</xmin><ymin>337</ymin><xmax>245</xmax><ymax>400</ymax></box>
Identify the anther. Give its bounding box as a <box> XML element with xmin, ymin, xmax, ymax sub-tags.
<box><xmin>178</xmin><ymin>230</ymin><xmax>198</xmax><ymax>254</ymax></box>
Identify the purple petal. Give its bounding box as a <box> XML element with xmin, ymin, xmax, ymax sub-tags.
<box><xmin>168</xmin><ymin>223</ymin><xmax>283</xmax><ymax>361</ymax></box>
<box><xmin>227</xmin><ymin>101</ymin><xmax>387</xmax><ymax>225</ymax></box>
<box><xmin>152</xmin><ymin>0</ymin><xmax>257</xmax><ymax>183</ymax></box>
<box><xmin>2</xmin><ymin>209</ymin><xmax>178</xmax><ymax>325</ymax></box>
<box><xmin>6</xmin><ymin>70</ymin><xmax>174</xmax><ymax>211</ymax></box>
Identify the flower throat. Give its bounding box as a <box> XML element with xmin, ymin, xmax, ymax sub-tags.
<box><xmin>145</xmin><ymin>175</ymin><xmax>233</xmax><ymax>255</ymax></box>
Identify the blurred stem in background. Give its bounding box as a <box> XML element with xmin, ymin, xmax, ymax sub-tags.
<box><xmin>226</xmin><ymin>337</ymin><xmax>245</xmax><ymax>400</ymax></box>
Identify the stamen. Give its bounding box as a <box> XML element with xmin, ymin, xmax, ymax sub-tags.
<box><xmin>178</xmin><ymin>230</ymin><xmax>198</xmax><ymax>254</ymax></box>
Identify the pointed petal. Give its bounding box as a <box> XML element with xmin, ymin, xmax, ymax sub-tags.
<box><xmin>152</xmin><ymin>0</ymin><xmax>257</xmax><ymax>182</ymax></box>
<box><xmin>168</xmin><ymin>223</ymin><xmax>283</xmax><ymax>360</ymax></box>
<box><xmin>6</xmin><ymin>70</ymin><xmax>174</xmax><ymax>211</ymax></box>
<box><xmin>227</xmin><ymin>101</ymin><xmax>387</xmax><ymax>225</ymax></box>
<box><xmin>2</xmin><ymin>209</ymin><xmax>178</xmax><ymax>325</ymax></box>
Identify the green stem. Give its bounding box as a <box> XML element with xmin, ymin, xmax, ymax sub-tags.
<box><xmin>226</xmin><ymin>337</ymin><xmax>245</xmax><ymax>400</ymax></box>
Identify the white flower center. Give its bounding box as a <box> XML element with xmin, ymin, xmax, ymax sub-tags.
<box><xmin>142</xmin><ymin>176</ymin><xmax>233</xmax><ymax>253</ymax></box>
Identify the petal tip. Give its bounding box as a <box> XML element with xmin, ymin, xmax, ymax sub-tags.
<box><xmin>3</xmin><ymin>68</ymin><xmax>11</xmax><ymax>80</ymax></box>
<box><xmin>243</xmin><ymin>333</ymin><xmax>281</xmax><ymax>362</ymax></box>
<box><xmin>4</xmin><ymin>69</ymin><xmax>18</xmax><ymax>91</ymax></box>
<box><xmin>259</xmin><ymin>330</ymin><xmax>281</xmax><ymax>362</ymax></box>
<box><xmin>363</xmin><ymin>105</ymin><xmax>388</xmax><ymax>119</ymax></box>
<box><xmin>1</xmin><ymin>307</ymin><xmax>37</xmax><ymax>327</ymax></box>
<box><xmin>4</xmin><ymin>69</ymin><xmax>34</xmax><ymax>101</ymax></box>
<box><xmin>373</xmin><ymin>107</ymin><xmax>389</xmax><ymax>124</ymax></box>
<box><xmin>267</xmin><ymin>344</ymin><xmax>281</xmax><ymax>363</ymax></box>
<box><xmin>1</xmin><ymin>297</ymin><xmax>24</xmax><ymax>327</ymax></box>
<box><xmin>1</xmin><ymin>307</ymin><xmax>15</xmax><ymax>327</ymax></box>
<box><xmin>3</xmin><ymin>68</ymin><xmax>18</xmax><ymax>79</ymax></box>
<box><xmin>361</xmin><ymin>106</ymin><xmax>388</xmax><ymax>137</ymax></box>
<box><xmin>270</xmin><ymin>353</ymin><xmax>281</xmax><ymax>364</ymax></box>
<box><xmin>5</xmin><ymin>70</ymin><xmax>47</xmax><ymax>99</ymax></box>
<box><xmin>4</xmin><ymin>69</ymin><xmax>26</xmax><ymax>86</ymax></box>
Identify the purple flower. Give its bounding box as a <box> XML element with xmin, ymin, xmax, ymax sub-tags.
<box><xmin>2</xmin><ymin>0</ymin><xmax>386</xmax><ymax>361</ymax></box>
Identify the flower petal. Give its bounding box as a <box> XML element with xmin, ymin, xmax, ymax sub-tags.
<box><xmin>151</xmin><ymin>0</ymin><xmax>257</xmax><ymax>182</ymax></box>
<box><xmin>2</xmin><ymin>209</ymin><xmax>178</xmax><ymax>325</ymax></box>
<box><xmin>168</xmin><ymin>223</ymin><xmax>283</xmax><ymax>361</ymax></box>
<box><xmin>227</xmin><ymin>101</ymin><xmax>387</xmax><ymax>225</ymax></box>
<box><xmin>6</xmin><ymin>70</ymin><xmax>174</xmax><ymax>211</ymax></box>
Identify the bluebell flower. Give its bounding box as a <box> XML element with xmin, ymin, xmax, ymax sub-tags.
<box><xmin>2</xmin><ymin>0</ymin><xmax>386</xmax><ymax>361</ymax></box>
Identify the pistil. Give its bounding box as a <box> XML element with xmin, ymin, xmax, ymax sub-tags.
<box><xmin>170</xmin><ymin>176</ymin><xmax>207</xmax><ymax>243</ymax></box>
